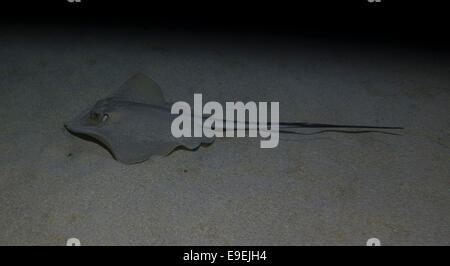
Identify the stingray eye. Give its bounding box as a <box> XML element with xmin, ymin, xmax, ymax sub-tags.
<box><xmin>101</xmin><ymin>113</ymin><xmax>109</xmax><ymax>122</ymax></box>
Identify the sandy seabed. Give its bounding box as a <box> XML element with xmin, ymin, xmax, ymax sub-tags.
<box><xmin>0</xmin><ymin>26</ymin><xmax>448</xmax><ymax>245</ymax></box>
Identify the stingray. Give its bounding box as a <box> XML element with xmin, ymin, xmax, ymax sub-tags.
<box><xmin>65</xmin><ymin>73</ymin><xmax>403</xmax><ymax>164</ymax></box>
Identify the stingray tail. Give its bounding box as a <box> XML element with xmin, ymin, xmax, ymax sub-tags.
<box><xmin>234</xmin><ymin>121</ymin><xmax>404</xmax><ymax>135</ymax></box>
<box><xmin>277</xmin><ymin>122</ymin><xmax>403</xmax><ymax>130</ymax></box>
<box><xmin>273</xmin><ymin>122</ymin><xmax>403</xmax><ymax>135</ymax></box>
<box><xmin>207</xmin><ymin>117</ymin><xmax>403</xmax><ymax>135</ymax></box>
